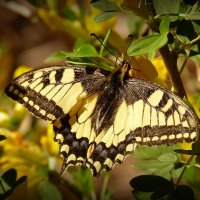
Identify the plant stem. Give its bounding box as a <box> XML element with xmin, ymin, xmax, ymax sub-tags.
<box><xmin>100</xmin><ymin>172</ymin><xmax>110</xmax><ymax>200</ymax></box>
<box><xmin>175</xmin><ymin>155</ymin><xmax>194</xmax><ymax>187</ymax></box>
<box><xmin>159</xmin><ymin>45</ymin><xmax>186</xmax><ymax>98</ymax></box>
<box><xmin>146</xmin><ymin>5</ymin><xmax>186</xmax><ymax>98</ymax></box>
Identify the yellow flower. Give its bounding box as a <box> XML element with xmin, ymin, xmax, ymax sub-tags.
<box><xmin>40</xmin><ymin>123</ymin><xmax>59</xmax><ymax>156</ymax></box>
<box><xmin>152</xmin><ymin>58</ymin><xmax>170</xmax><ymax>89</ymax></box>
<box><xmin>13</xmin><ymin>65</ymin><xmax>32</xmax><ymax>78</ymax></box>
<box><xmin>0</xmin><ymin>129</ymin><xmax>51</xmax><ymax>200</ymax></box>
<box><xmin>129</xmin><ymin>56</ymin><xmax>158</xmax><ymax>80</ymax></box>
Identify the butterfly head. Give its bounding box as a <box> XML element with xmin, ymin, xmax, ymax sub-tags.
<box><xmin>112</xmin><ymin>60</ymin><xmax>131</xmax><ymax>85</ymax></box>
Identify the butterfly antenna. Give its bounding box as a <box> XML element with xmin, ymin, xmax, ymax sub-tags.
<box><xmin>90</xmin><ymin>33</ymin><xmax>122</xmax><ymax>64</ymax></box>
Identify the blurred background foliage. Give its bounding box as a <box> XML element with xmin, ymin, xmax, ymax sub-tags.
<box><xmin>0</xmin><ymin>0</ymin><xmax>200</xmax><ymax>199</ymax></box>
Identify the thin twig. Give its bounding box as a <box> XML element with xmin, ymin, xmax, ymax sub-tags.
<box><xmin>175</xmin><ymin>155</ymin><xmax>194</xmax><ymax>187</ymax></box>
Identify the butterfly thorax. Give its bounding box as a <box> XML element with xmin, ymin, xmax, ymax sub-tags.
<box><xmin>111</xmin><ymin>61</ymin><xmax>130</xmax><ymax>85</ymax></box>
<box><xmin>91</xmin><ymin>63</ymin><xmax>129</xmax><ymax>134</ymax></box>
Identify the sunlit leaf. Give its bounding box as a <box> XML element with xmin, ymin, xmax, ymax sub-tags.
<box><xmin>45</xmin><ymin>51</ymin><xmax>67</xmax><ymax>63</ymax></box>
<box><xmin>159</xmin><ymin>15</ymin><xmax>170</xmax><ymax>34</ymax></box>
<box><xmin>128</xmin><ymin>33</ymin><xmax>168</xmax><ymax>56</ymax></box>
<box><xmin>64</xmin><ymin>44</ymin><xmax>98</xmax><ymax>57</ymax></box>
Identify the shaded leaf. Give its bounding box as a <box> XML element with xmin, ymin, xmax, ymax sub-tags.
<box><xmin>174</xmin><ymin>149</ymin><xmax>197</xmax><ymax>155</ymax></box>
<box><xmin>38</xmin><ymin>180</ymin><xmax>62</xmax><ymax>200</ymax></box>
<box><xmin>153</xmin><ymin>0</ymin><xmax>180</xmax><ymax>15</ymax></box>
<box><xmin>177</xmin><ymin>20</ymin><xmax>197</xmax><ymax>44</ymax></box>
<box><xmin>91</xmin><ymin>0</ymin><xmax>120</xmax><ymax>12</ymax></box>
<box><xmin>128</xmin><ymin>33</ymin><xmax>168</xmax><ymax>56</ymax></box>
<box><xmin>132</xmin><ymin>190</ymin><xmax>152</xmax><ymax>200</ymax></box>
<box><xmin>2</xmin><ymin>169</ymin><xmax>17</xmax><ymax>187</ymax></box>
<box><xmin>70</xmin><ymin>167</ymin><xmax>94</xmax><ymax>198</ymax></box>
<box><xmin>175</xmin><ymin>185</ymin><xmax>195</xmax><ymax>200</ymax></box>
<box><xmin>61</xmin><ymin>8</ymin><xmax>78</xmax><ymax>20</ymax></box>
<box><xmin>14</xmin><ymin>176</ymin><xmax>27</xmax><ymax>187</ymax></box>
<box><xmin>186</xmin><ymin>12</ymin><xmax>200</xmax><ymax>20</ymax></box>
<box><xmin>6</xmin><ymin>176</ymin><xmax>27</xmax><ymax>200</ymax></box>
<box><xmin>0</xmin><ymin>135</ymin><xmax>6</xmax><ymax>141</ymax></box>
<box><xmin>130</xmin><ymin>175</ymin><xmax>173</xmax><ymax>193</ymax></box>
<box><xmin>94</xmin><ymin>11</ymin><xmax>118</xmax><ymax>22</ymax></box>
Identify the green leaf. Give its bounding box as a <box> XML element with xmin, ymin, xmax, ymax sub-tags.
<box><xmin>130</xmin><ymin>175</ymin><xmax>174</xmax><ymax>199</ymax></box>
<box><xmin>132</xmin><ymin>145</ymin><xmax>178</xmax><ymax>159</ymax></box>
<box><xmin>175</xmin><ymin>185</ymin><xmax>195</xmax><ymax>200</ymax></box>
<box><xmin>191</xmin><ymin>140</ymin><xmax>200</xmax><ymax>155</ymax></box>
<box><xmin>132</xmin><ymin>191</ymin><xmax>152</xmax><ymax>200</ymax></box>
<box><xmin>94</xmin><ymin>11</ymin><xmax>118</xmax><ymax>22</ymax></box>
<box><xmin>0</xmin><ymin>135</ymin><xmax>6</xmax><ymax>141</ymax></box>
<box><xmin>130</xmin><ymin>175</ymin><xmax>173</xmax><ymax>192</ymax></box>
<box><xmin>177</xmin><ymin>20</ymin><xmax>197</xmax><ymax>44</ymax></box>
<box><xmin>153</xmin><ymin>0</ymin><xmax>180</xmax><ymax>15</ymax></box>
<box><xmin>91</xmin><ymin>0</ymin><xmax>120</xmax><ymax>12</ymax></box>
<box><xmin>152</xmin><ymin>164</ymin><xmax>174</xmax><ymax>180</ymax></box>
<box><xmin>186</xmin><ymin>12</ymin><xmax>200</xmax><ymax>20</ymax></box>
<box><xmin>134</xmin><ymin>160</ymin><xmax>168</xmax><ymax>169</ymax></box>
<box><xmin>128</xmin><ymin>33</ymin><xmax>168</xmax><ymax>56</ymax></box>
<box><xmin>159</xmin><ymin>16</ymin><xmax>170</xmax><ymax>34</ymax></box>
<box><xmin>64</xmin><ymin>44</ymin><xmax>98</xmax><ymax>57</ymax></box>
<box><xmin>100</xmin><ymin>29</ymin><xmax>112</xmax><ymax>56</ymax></box>
<box><xmin>158</xmin><ymin>152</ymin><xmax>177</xmax><ymax>162</ymax></box>
<box><xmin>14</xmin><ymin>176</ymin><xmax>27</xmax><ymax>187</ymax></box>
<box><xmin>70</xmin><ymin>167</ymin><xmax>94</xmax><ymax>198</ymax></box>
<box><xmin>45</xmin><ymin>51</ymin><xmax>67</xmax><ymax>63</ymax></box>
<box><xmin>38</xmin><ymin>180</ymin><xmax>62</xmax><ymax>200</ymax></box>
<box><xmin>174</xmin><ymin>149</ymin><xmax>197</xmax><ymax>155</ymax></box>
<box><xmin>2</xmin><ymin>169</ymin><xmax>17</xmax><ymax>187</ymax></box>
<box><xmin>61</xmin><ymin>8</ymin><xmax>78</xmax><ymax>20</ymax></box>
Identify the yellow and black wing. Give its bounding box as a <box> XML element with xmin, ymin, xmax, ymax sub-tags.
<box><xmin>53</xmin><ymin>75</ymin><xmax>199</xmax><ymax>176</ymax></box>
<box><xmin>5</xmin><ymin>65</ymin><xmax>199</xmax><ymax>176</ymax></box>
<box><xmin>5</xmin><ymin>65</ymin><xmax>106</xmax><ymax>121</ymax></box>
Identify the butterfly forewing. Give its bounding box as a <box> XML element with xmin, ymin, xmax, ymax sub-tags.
<box><xmin>5</xmin><ymin>66</ymin><xmax>105</xmax><ymax>121</ymax></box>
<box><xmin>5</xmin><ymin>64</ymin><xmax>199</xmax><ymax>176</ymax></box>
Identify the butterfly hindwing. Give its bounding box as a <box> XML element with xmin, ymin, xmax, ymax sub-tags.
<box><xmin>125</xmin><ymin>78</ymin><xmax>198</xmax><ymax>145</ymax></box>
<box><xmin>53</xmin><ymin>75</ymin><xmax>198</xmax><ymax>176</ymax></box>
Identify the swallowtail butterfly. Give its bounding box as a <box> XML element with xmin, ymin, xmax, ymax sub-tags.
<box><xmin>5</xmin><ymin>61</ymin><xmax>199</xmax><ymax>176</ymax></box>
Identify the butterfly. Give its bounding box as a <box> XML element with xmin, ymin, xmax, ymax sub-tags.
<box><xmin>5</xmin><ymin>61</ymin><xmax>199</xmax><ymax>176</ymax></box>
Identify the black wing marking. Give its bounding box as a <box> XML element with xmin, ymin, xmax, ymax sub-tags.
<box><xmin>124</xmin><ymin>78</ymin><xmax>199</xmax><ymax>145</ymax></box>
<box><xmin>5</xmin><ymin>65</ymin><xmax>106</xmax><ymax>121</ymax></box>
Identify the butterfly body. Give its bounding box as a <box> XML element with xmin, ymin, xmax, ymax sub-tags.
<box><xmin>5</xmin><ymin>63</ymin><xmax>199</xmax><ymax>176</ymax></box>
